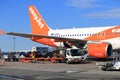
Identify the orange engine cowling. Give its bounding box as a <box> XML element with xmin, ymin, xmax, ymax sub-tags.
<box><xmin>87</xmin><ymin>43</ymin><xmax>112</xmax><ymax>58</ymax></box>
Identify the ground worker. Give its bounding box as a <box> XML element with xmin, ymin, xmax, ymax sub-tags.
<box><xmin>30</xmin><ymin>51</ymin><xmax>36</xmax><ymax>59</ymax></box>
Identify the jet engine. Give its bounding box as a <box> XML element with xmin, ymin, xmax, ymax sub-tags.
<box><xmin>87</xmin><ymin>43</ymin><xmax>112</xmax><ymax>58</ymax></box>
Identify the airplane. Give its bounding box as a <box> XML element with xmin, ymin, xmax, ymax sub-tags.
<box><xmin>7</xmin><ymin>5</ymin><xmax>120</xmax><ymax>59</ymax></box>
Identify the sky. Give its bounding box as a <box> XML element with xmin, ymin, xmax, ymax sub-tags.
<box><xmin>0</xmin><ymin>0</ymin><xmax>120</xmax><ymax>52</ymax></box>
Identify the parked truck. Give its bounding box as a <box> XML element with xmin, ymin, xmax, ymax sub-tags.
<box><xmin>63</xmin><ymin>48</ymin><xmax>87</xmax><ymax>64</ymax></box>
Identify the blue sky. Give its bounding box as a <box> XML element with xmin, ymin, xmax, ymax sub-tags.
<box><xmin>0</xmin><ymin>0</ymin><xmax>120</xmax><ymax>51</ymax></box>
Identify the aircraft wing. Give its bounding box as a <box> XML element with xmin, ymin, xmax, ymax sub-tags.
<box><xmin>7</xmin><ymin>32</ymin><xmax>100</xmax><ymax>47</ymax></box>
<box><xmin>7</xmin><ymin>32</ymin><xmax>35</xmax><ymax>38</ymax></box>
<box><xmin>7</xmin><ymin>32</ymin><xmax>88</xmax><ymax>42</ymax></box>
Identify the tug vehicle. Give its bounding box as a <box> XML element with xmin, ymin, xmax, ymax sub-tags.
<box><xmin>97</xmin><ymin>52</ymin><xmax>120</xmax><ymax>71</ymax></box>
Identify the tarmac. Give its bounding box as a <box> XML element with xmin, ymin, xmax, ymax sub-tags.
<box><xmin>0</xmin><ymin>61</ymin><xmax>120</xmax><ymax>80</ymax></box>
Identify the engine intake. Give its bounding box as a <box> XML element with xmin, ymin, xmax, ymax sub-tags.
<box><xmin>87</xmin><ymin>43</ymin><xmax>112</xmax><ymax>58</ymax></box>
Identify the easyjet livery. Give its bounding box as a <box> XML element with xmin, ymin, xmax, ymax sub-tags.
<box><xmin>7</xmin><ymin>5</ymin><xmax>120</xmax><ymax>58</ymax></box>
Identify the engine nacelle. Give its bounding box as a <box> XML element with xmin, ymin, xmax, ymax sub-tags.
<box><xmin>87</xmin><ymin>43</ymin><xmax>112</xmax><ymax>58</ymax></box>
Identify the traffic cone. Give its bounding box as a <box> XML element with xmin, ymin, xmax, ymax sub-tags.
<box><xmin>1</xmin><ymin>59</ymin><xmax>5</xmax><ymax>65</ymax></box>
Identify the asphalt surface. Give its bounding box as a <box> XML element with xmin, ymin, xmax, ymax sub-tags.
<box><xmin>0</xmin><ymin>61</ymin><xmax>120</xmax><ymax>80</ymax></box>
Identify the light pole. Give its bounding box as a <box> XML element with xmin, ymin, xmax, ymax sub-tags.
<box><xmin>13</xmin><ymin>37</ymin><xmax>16</xmax><ymax>52</ymax></box>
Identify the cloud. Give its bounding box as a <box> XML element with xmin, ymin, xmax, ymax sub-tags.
<box><xmin>66</xmin><ymin>0</ymin><xmax>100</xmax><ymax>8</ymax></box>
<box><xmin>66</xmin><ymin>0</ymin><xmax>120</xmax><ymax>19</ymax></box>
<box><xmin>83</xmin><ymin>8</ymin><xmax>120</xmax><ymax>19</ymax></box>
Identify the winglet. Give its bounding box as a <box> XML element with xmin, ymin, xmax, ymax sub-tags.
<box><xmin>0</xmin><ymin>30</ymin><xmax>5</xmax><ymax>36</ymax></box>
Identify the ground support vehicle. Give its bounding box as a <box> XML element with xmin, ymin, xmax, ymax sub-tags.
<box><xmin>63</xmin><ymin>48</ymin><xmax>87</xmax><ymax>64</ymax></box>
<box><xmin>96</xmin><ymin>52</ymin><xmax>120</xmax><ymax>71</ymax></box>
<box><xmin>21</xmin><ymin>48</ymin><xmax>88</xmax><ymax>64</ymax></box>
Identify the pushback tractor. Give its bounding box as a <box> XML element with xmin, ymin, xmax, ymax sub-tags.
<box><xmin>96</xmin><ymin>52</ymin><xmax>120</xmax><ymax>71</ymax></box>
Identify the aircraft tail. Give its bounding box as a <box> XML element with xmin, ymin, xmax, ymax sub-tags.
<box><xmin>28</xmin><ymin>6</ymin><xmax>50</xmax><ymax>35</ymax></box>
<box><xmin>28</xmin><ymin>6</ymin><xmax>57</xmax><ymax>47</ymax></box>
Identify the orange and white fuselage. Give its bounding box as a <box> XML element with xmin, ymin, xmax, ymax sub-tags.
<box><xmin>48</xmin><ymin>26</ymin><xmax>120</xmax><ymax>50</ymax></box>
<box><xmin>7</xmin><ymin>5</ymin><xmax>120</xmax><ymax>58</ymax></box>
